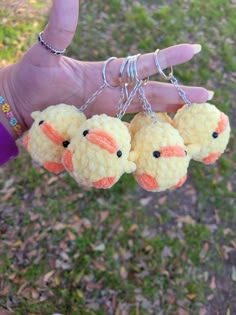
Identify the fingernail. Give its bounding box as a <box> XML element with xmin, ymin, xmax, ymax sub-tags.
<box><xmin>192</xmin><ymin>44</ymin><xmax>202</xmax><ymax>54</ymax></box>
<box><xmin>208</xmin><ymin>90</ymin><xmax>214</xmax><ymax>100</ymax></box>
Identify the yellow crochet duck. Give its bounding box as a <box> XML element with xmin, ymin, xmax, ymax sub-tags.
<box><xmin>129</xmin><ymin>113</ymin><xmax>190</xmax><ymax>192</ymax></box>
<box><xmin>62</xmin><ymin>114</ymin><xmax>136</xmax><ymax>189</ymax></box>
<box><xmin>23</xmin><ymin>104</ymin><xmax>86</xmax><ymax>174</ymax></box>
<box><xmin>129</xmin><ymin>112</ymin><xmax>173</xmax><ymax>138</ymax></box>
<box><xmin>173</xmin><ymin>103</ymin><xmax>230</xmax><ymax>164</ymax></box>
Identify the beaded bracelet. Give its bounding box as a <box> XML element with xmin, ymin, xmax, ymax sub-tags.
<box><xmin>38</xmin><ymin>32</ymin><xmax>66</xmax><ymax>55</ymax></box>
<box><xmin>0</xmin><ymin>96</ymin><xmax>23</xmax><ymax>137</ymax></box>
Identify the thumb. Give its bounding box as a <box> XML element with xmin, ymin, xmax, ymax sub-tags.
<box><xmin>26</xmin><ymin>0</ymin><xmax>79</xmax><ymax>65</ymax></box>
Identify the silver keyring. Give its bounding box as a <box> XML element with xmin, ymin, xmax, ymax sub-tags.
<box><xmin>102</xmin><ymin>56</ymin><xmax>118</xmax><ymax>88</ymax></box>
<box><xmin>119</xmin><ymin>54</ymin><xmax>149</xmax><ymax>86</ymax></box>
<box><xmin>154</xmin><ymin>49</ymin><xmax>173</xmax><ymax>80</ymax></box>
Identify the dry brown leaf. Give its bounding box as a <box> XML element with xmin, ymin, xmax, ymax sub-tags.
<box><xmin>43</xmin><ymin>271</ymin><xmax>55</xmax><ymax>284</ymax></box>
<box><xmin>186</xmin><ymin>293</ymin><xmax>197</xmax><ymax>300</ymax></box>
<box><xmin>99</xmin><ymin>211</ymin><xmax>109</xmax><ymax>223</ymax></box>
<box><xmin>53</xmin><ymin>223</ymin><xmax>68</xmax><ymax>231</ymax></box>
<box><xmin>200</xmin><ymin>242</ymin><xmax>209</xmax><ymax>261</ymax></box>
<box><xmin>86</xmin><ymin>282</ymin><xmax>102</xmax><ymax>291</ymax></box>
<box><xmin>144</xmin><ymin>245</ymin><xmax>154</xmax><ymax>254</ymax></box>
<box><xmin>210</xmin><ymin>276</ymin><xmax>216</xmax><ymax>290</ymax></box>
<box><xmin>120</xmin><ymin>266</ymin><xmax>128</xmax><ymax>280</ymax></box>
<box><xmin>47</xmin><ymin>176</ymin><xmax>59</xmax><ymax>185</ymax></box>
<box><xmin>93</xmin><ymin>260</ymin><xmax>107</xmax><ymax>272</ymax></box>
<box><xmin>222</xmin><ymin>245</ymin><xmax>234</xmax><ymax>260</ymax></box>
<box><xmin>93</xmin><ymin>243</ymin><xmax>105</xmax><ymax>252</ymax></box>
<box><xmin>0</xmin><ymin>280</ymin><xmax>10</xmax><ymax>297</ymax></box>
<box><xmin>0</xmin><ymin>187</ymin><xmax>16</xmax><ymax>202</ymax></box>
<box><xmin>167</xmin><ymin>292</ymin><xmax>176</xmax><ymax>304</ymax></box>
<box><xmin>177</xmin><ymin>215</ymin><xmax>196</xmax><ymax>225</ymax></box>
<box><xmin>227</xmin><ymin>181</ymin><xmax>233</xmax><ymax>192</ymax></box>
<box><xmin>81</xmin><ymin>218</ymin><xmax>92</xmax><ymax>229</ymax></box>
<box><xmin>224</xmin><ymin>228</ymin><xmax>234</xmax><ymax>236</ymax></box>
<box><xmin>29</xmin><ymin>212</ymin><xmax>41</xmax><ymax>221</ymax></box>
<box><xmin>67</xmin><ymin>231</ymin><xmax>76</xmax><ymax>241</ymax></box>
<box><xmin>199</xmin><ymin>308</ymin><xmax>207</xmax><ymax>315</ymax></box>
<box><xmin>68</xmin><ymin>193</ymin><xmax>84</xmax><ymax>201</ymax></box>
<box><xmin>76</xmin><ymin>289</ymin><xmax>84</xmax><ymax>299</ymax></box>
<box><xmin>139</xmin><ymin>196</ymin><xmax>152</xmax><ymax>206</ymax></box>
<box><xmin>158</xmin><ymin>196</ymin><xmax>167</xmax><ymax>205</ymax></box>
<box><xmin>0</xmin><ymin>308</ymin><xmax>12</xmax><ymax>315</ymax></box>
<box><xmin>214</xmin><ymin>210</ymin><xmax>221</xmax><ymax>224</ymax></box>
<box><xmin>31</xmin><ymin>288</ymin><xmax>39</xmax><ymax>300</ymax></box>
<box><xmin>178</xmin><ymin>307</ymin><xmax>190</xmax><ymax>315</ymax></box>
<box><xmin>128</xmin><ymin>224</ymin><xmax>138</xmax><ymax>233</ymax></box>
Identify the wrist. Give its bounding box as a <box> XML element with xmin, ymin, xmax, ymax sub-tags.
<box><xmin>0</xmin><ymin>65</ymin><xmax>27</xmax><ymax>140</ymax></box>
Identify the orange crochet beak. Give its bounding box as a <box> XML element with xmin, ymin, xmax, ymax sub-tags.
<box><xmin>158</xmin><ymin>145</ymin><xmax>186</xmax><ymax>158</ymax></box>
<box><xmin>40</xmin><ymin>121</ymin><xmax>65</xmax><ymax>145</ymax></box>
<box><xmin>215</xmin><ymin>112</ymin><xmax>229</xmax><ymax>134</ymax></box>
<box><xmin>202</xmin><ymin>113</ymin><xmax>229</xmax><ymax>165</ymax></box>
<box><xmin>85</xmin><ymin>129</ymin><xmax>119</xmax><ymax>154</ymax></box>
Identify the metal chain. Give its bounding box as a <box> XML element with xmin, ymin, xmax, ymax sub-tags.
<box><xmin>116</xmin><ymin>57</ymin><xmax>131</xmax><ymax>116</ymax></box>
<box><xmin>154</xmin><ymin>49</ymin><xmax>192</xmax><ymax>107</ymax></box>
<box><xmin>79</xmin><ymin>56</ymin><xmax>117</xmax><ymax>113</ymax></box>
<box><xmin>170</xmin><ymin>75</ymin><xmax>192</xmax><ymax>106</ymax></box>
<box><xmin>138</xmin><ymin>86</ymin><xmax>157</xmax><ymax>122</ymax></box>
<box><xmin>117</xmin><ymin>80</ymin><xmax>142</xmax><ymax>119</ymax></box>
<box><xmin>117</xmin><ymin>54</ymin><xmax>153</xmax><ymax>120</ymax></box>
<box><xmin>79</xmin><ymin>82</ymin><xmax>107</xmax><ymax>113</ymax></box>
<box><xmin>116</xmin><ymin>55</ymin><xmax>141</xmax><ymax>119</ymax></box>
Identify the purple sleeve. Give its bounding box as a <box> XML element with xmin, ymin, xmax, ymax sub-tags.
<box><xmin>0</xmin><ymin>123</ymin><xmax>19</xmax><ymax>165</ymax></box>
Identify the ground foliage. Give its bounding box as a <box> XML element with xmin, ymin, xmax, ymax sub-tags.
<box><xmin>0</xmin><ymin>0</ymin><xmax>236</xmax><ymax>314</ymax></box>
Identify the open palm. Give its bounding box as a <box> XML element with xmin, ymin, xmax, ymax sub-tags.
<box><xmin>7</xmin><ymin>0</ymin><xmax>211</xmax><ymax>130</ymax></box>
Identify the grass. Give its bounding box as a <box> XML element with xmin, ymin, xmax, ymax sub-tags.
<box><xmin>0</xmin><ymin>0</ymin><xmax>236</xmax><ymax>314</ymax></box>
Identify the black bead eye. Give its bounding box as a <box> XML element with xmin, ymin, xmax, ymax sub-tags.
<box><xmin>39</xmin><ymin>120</ymin><xmax>44</xmax><ymax>125</ymax></box>
<box><xmin>212</xmin><ymin>132</ymin><xmax>219</xmax><ymax>139</ymax></box>
<box><xmin>185</xmin><ymin>150</ymin><xmax>188</xmax><ymax>156</ymax></box>
<box><xmin>153</xmin><ymin>151</ymin><xmax>161</xmax><ymax>158</ymax></box>
<box><xmin>83</xmin><ymin>130</ymin><xmax>89</xmax><ymax>137</ymax></box>
<box><xmin>117</xmin><ymin>150</ymin><xmax>122</xmax><ymax>158</ymax></box>
<box><xmin>62</xmin><ymin>141</ymin><xmax>70</xmax><ymax>148</ymax></box>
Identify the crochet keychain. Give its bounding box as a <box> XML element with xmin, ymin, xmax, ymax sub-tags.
<box><xmin>61</xmin><ymin>57</ymin><xmax>137</xmax><ymax>189</ymax></box>
<box><xmin>127</xmin><ymin>54</ymin><xmax>190</xmax><ymax>192</ymax></box>
<box><xmin>153</xmin><ymin>49</ymin><xmax>231</xmax><ymax>165</ymax></box>
<box><xmin>23</xmin><ymin>104</ymin><xmax>86</xmax><ymax>174</ymax></box>
<box><xmin>22</xmin><ymin>57</ymin><xmax>116</xmax><ymax>175</ymax></box>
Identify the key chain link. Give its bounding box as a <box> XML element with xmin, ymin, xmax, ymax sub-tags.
<box><xmin>154</xmin><ymin>49</ymin><xmax>192</xmax><ymax>107</ymax></box>
<box><xmin>79</xmin><ymin>57</ymin><xmax>117</xmax><ymax>113</ymax></box>
<box><xmin>116</xmin><ymin>54</ymin><xmax>156</xmax><ymax>121</ymax></box>
<box><xmin>116</xmin><ymin>54</ymin><xmax>143</xmax><ymax>119</ymax></box>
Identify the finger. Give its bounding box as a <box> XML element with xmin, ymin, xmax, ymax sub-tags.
<box><xmin>138</xmin><ymin>43</ymin><xmax>202</xmax><ymax>79</ymax></box>
<box><xmin>127</xmin><ymin>81</ymin><xmax>212</xmax><ymax>113</ymax></box>
<box><xmin>82</xmin><ymin>80</ymin><xmax>212</xmax><ymax>118</ymax></box>
<box><xmin>107</xmin><ymin>44</ymin><xmax>202</xmax><ymax>86</ymax></box>
<box><xmin>44</xmin><ymin>0</ymin><xmax>79</xmax><ymax>51</ymax></box>
<box><xmin>26</xmin><ymin>0</ymin><xmax>79</xmax><ymax>65</ymax></box>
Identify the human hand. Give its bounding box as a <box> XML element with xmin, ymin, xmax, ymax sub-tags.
<box><xmin>2</xmin><ymin>0</ymin><xmax>213</xmax><ymax>135</ymax></box>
